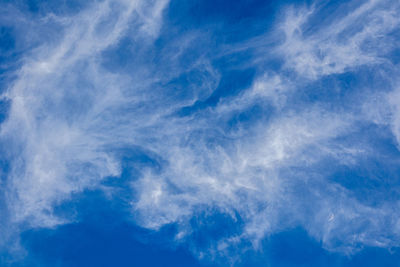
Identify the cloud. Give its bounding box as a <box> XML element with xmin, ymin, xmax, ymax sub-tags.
<box><xmin>130</xmin><ymin>0</ymin><xmax>400</xmax><ymax>255</ymax></box>
<box><xmin>1</xmin><ymin>0</ymin><xmax>400</xmax><ymax>261</ymax></box>
<box><xmin>0</xmin><ymin>0</ymin><xmax>170</xmax><ymax>229</ymax></box>
<box><xmin>278</xmin><ymin>0</ymin><xmax>400</xmax><ymax>79</ymax></box>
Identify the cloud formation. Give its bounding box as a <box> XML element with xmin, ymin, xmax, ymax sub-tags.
<box><xmin>1</xmin><ymin>0</ymin><xmax>400</xmax><ymax>260</ymax></box>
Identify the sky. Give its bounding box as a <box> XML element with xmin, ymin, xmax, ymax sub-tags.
<box><xmin>1</xmin><ymin>0</ymin><xmax>400</xmax><ymax>266</ymax></box>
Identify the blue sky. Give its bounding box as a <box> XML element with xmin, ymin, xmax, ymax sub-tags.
<box><xmin>1</xmin><ymin>0</ymin><xmax>400</xmax><ymax>266</ymax></box>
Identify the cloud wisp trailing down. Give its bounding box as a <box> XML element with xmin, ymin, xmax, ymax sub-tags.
<box><xmin>1</xmin><ymin>0</ymin><xmax>400</xmax><ymax>263</ymax></box>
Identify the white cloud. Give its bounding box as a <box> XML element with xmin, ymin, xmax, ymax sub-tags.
<box><xmin>278</xmin><ymin>0</ymin><xmax>400</xmax><ymax>79</ymax></box>
<box><xmin>1</xmin><ymin>0</ymin><xmax>400</xmax><ymax>260</ymax></box>
<box><xmin>0</xmin><ymin>0</ymin><xmax>170</xmax><ymax>229</ymax></box>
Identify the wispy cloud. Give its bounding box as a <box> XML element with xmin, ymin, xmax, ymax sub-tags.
<box><xmin>278</xmin><ymin>0</ymin><xmax>400</xmax><ymax>78</ymax></box>
<box><xmin>1</xmin><ymin>0</ymin><xmax>170</xmax><ymax>229</ymax></box>
<box><xmin>1</xmin><ymin>0</ymin><xmax>400</xmax><ymax>261</ymax></box>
